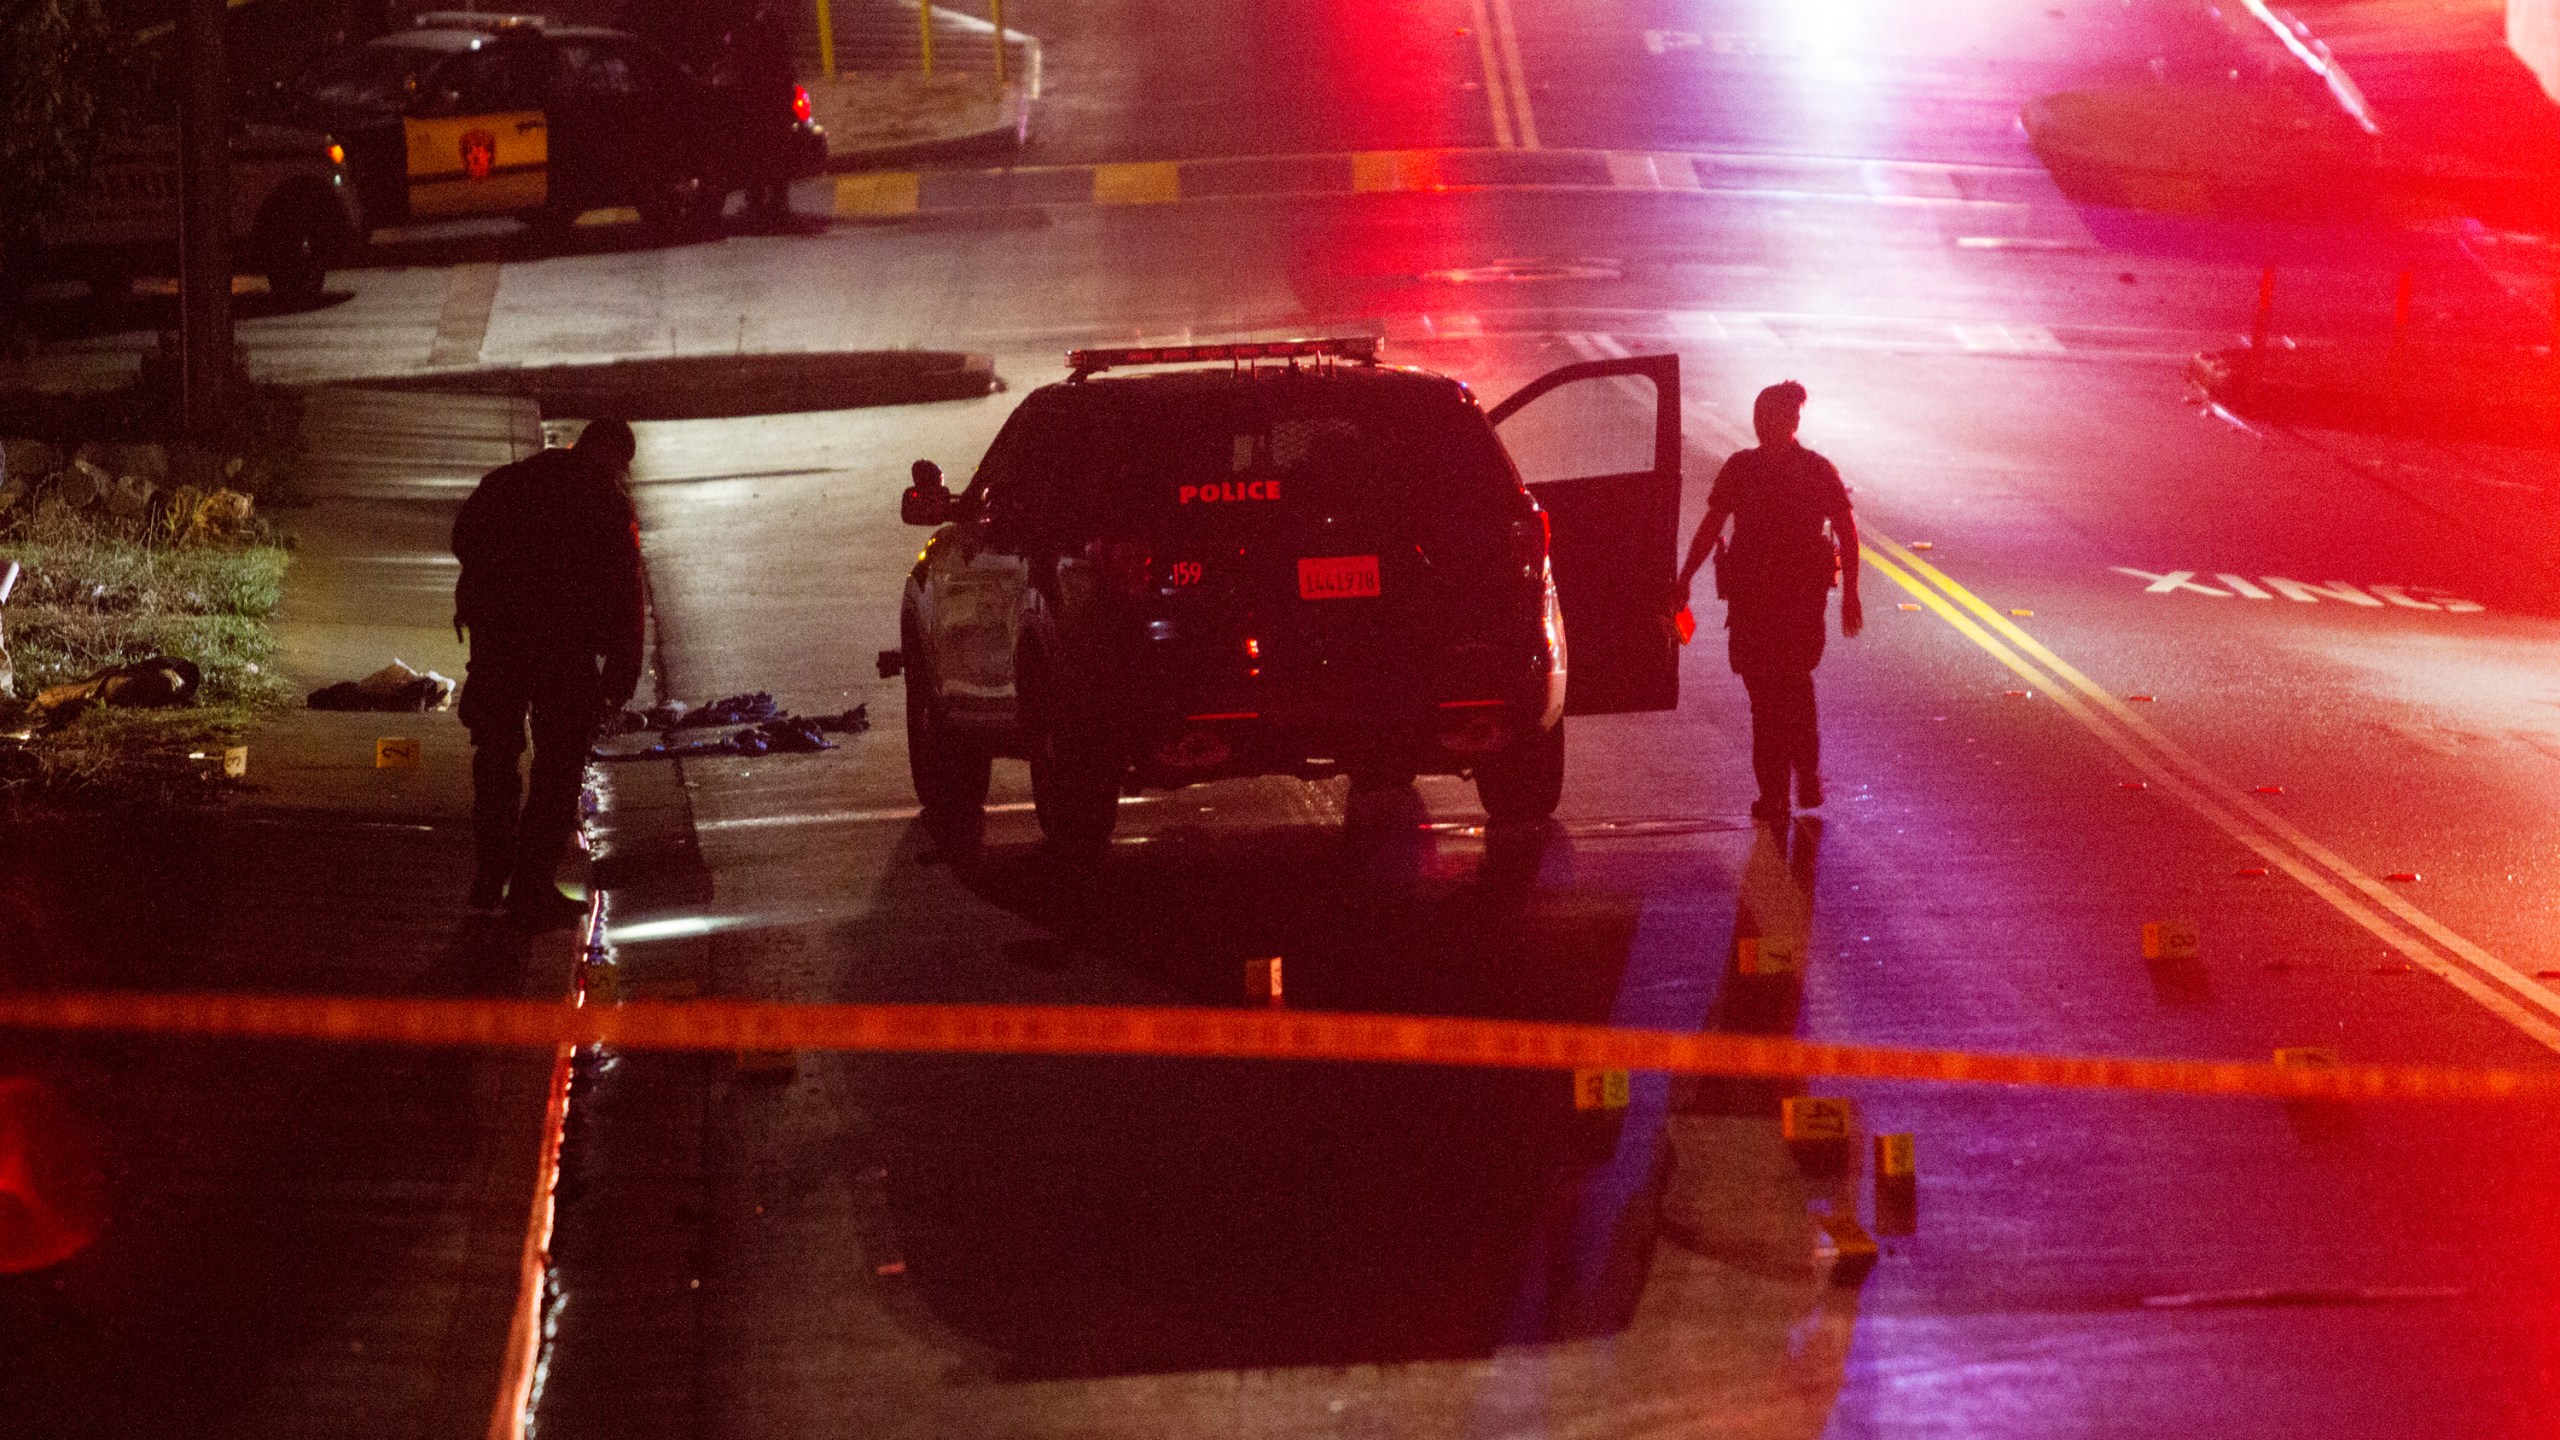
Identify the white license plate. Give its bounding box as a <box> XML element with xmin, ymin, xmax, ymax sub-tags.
<box><xmin>1297</xmin><ymin>555</ymin><xmax>1381</xmax><ymax>600</ymax></box>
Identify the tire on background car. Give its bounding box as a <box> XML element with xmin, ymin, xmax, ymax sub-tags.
<box><xmin>1475</xmin><ymin>716</ymin><xmax>1564</xmax><ymax>824</ymax></box>
<box><xmin>253</xmin><ymin>190</ymin><xmax>342</xmax><ymax>306</ymax></box>
<box><xmin>1020</xmin><ymin>651</ymin><xmax>1120</xmax><ymax>853</ymax></box>
<box><xmin>904</xmin><ymin>640</ymin><xmax>990</xmax><ymax>849</ymax></box>
<box><xmin>638</xmin><ymin>173</ymin><xmax>721</xmax><ymax>241</ymax></box>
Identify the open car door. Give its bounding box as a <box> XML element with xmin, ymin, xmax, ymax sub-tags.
<box><xmin>1487</xmin><ymin>352</ymin><xmax>1682</xmax><ymax>715</ymax></box>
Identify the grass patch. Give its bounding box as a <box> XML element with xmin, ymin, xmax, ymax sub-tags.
<box><xmin>3</xmin><ymin>521</ymin><xmax>295</xmax><ymax>807</ymax></box>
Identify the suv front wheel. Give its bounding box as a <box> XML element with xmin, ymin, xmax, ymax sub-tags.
<box><xmin>905</xmin><ymin>645</ymin><xmax>991</xmax><ymax>846</ymax></box>
<box><xmin>1476</xmin><ymin>717</ymin><xmax>1565</xmax><ymax>824</ymax></box>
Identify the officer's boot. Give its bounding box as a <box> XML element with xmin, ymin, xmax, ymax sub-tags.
<box><xmin>469</xmin><ymin>745</ymin><xmax>521</xmax><ymax>911</ymax></box>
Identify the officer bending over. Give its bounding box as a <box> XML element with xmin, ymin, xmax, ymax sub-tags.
<box><xmin>1675</xmin><ymin>381</ymin><xmax>1863</xmax><ymax>824</ymax></box>
<box><xmin>452</xmin><ymin>419</ymin><xmax>645</xmax><ymax>926</ymax></box>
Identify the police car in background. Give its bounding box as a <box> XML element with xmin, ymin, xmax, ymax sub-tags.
<box><xmin>268</xmin><ymin>11</ymin><xmax>822</xmax><ymax>236</ymax></box>
<box><xmin>18</xmin><ymin>123</ymin><xmax>360</xmax><ymax>305</ymax></box>
<box><xmin>886</xmin><ymin>338</ymin><xmax>1686</xmax><ymax>851</ymax></box>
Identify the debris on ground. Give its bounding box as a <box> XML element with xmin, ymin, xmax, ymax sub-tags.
<box><xmin>811</xmin><ymin>705</ymin><xmax>869</xmax><ymax>734</ymax></box>
<box><xmin>306</xmin><ymin>658</ymin><xmax>454</xmax><ymax>712</ymax></box>
<box><xmin>590</xmin><ymin>701</ymin><xmax>867</xmax><ymax>761</ymax></box>
<box><xmin>688</xmin><ymin>691</ymin><xmax>779</xmax><ymax>727</ymax></box>
<box><xmin>30</xmin><ymin>655</ymin><xmax>202</xmax><ymax>726</ymax></box>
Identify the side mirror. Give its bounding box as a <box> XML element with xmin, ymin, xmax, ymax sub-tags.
<box><xmin>900</xmin><ymin>459</ymin><xmax>950</xmax><ymax>526</ymax></box>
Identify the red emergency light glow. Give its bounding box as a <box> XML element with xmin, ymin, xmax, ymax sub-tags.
<box><xmin>1066</xmin><ymin>336</ymin><xmax>1381</xmax><ymax>377</ymax></box>
<box><xmin>792</xmin><ymin>84</ymin><xmax>813</xmax><ymax>124</ymax></box>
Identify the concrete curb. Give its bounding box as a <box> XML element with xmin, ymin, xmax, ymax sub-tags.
<box><xmin>827</xmin><ymin>145</ymin><xmax>2060</xmax><ymax>218</ymax></box>
<box><xmin>347</xmin><ymin>350</ymin><xmax>1000</xmax><ymax>420</ymax></box>
<box><xmin>2189</xmin><ymin>341</ymin><xmax>2560</xmax><ymax>443</ymax></box>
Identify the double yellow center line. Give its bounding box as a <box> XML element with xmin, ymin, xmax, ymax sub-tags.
<box><xmin>1862</xmin><ymin>530</ymin><xmax>2560</xmax><ymax>1055</ymax></box>
<box><xmin>1469</xmin><ymin>0</ymin><xmax>1541</xmax><ymax>150</ymax></box>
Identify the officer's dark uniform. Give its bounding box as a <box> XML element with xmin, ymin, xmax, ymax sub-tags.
<box><xmin>452</xmin><ymin>427</ymin><xmax>644</xmax><ymax>921</ymax></box>
<box><xmin>1680</xmin><ymin>382</ymin><xmax>1859</xmax><ymax>822</ymax></box>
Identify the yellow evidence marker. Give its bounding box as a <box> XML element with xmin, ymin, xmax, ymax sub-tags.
<box><xmin>1246</xmin><ymin>956</ymin><xmax>1283</xmax><ymax>1005</ymax></box>
<box><xmin>2141</xmin><ymin>919</ymin><xmax>2200</xmax><ymax>961</ymax></box>
<box><xmin>1573</xmin><ymin>1069</ymin><xmax>1631</xmax><ymax>1111</ymax></box>
<box><xmin>1782</xmin><ymin>1095</ymin><xmax>1853</xmax><ymax>1143</ymax></box>
<box><xmin>1735</xmin><ymin>935</ymin><xmax>1801</xmax><ymax>976</ymax></box>
<box><xmin>1816</xmin><ymin>1212</ymin><xmax>1880</xmax><ymax>1283</ymax></box>
<box><xmin>375</xmin><ymin>737</ymin><xmax>422</xmax><ymax>769</ymax></box>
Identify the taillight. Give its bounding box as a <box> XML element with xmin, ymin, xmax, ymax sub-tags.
<box><xmin>326</xmin><ymin>141</ymin><xmax>346</xmax><ymax>166</ymax></box>
<box><xmin>792</xmin><ymin>84</ymin><xmax>813</xmax><ymax>123</ymax></box>
<box><xmin>1097</xmin><ymin>540</ymin><xmax>1155</xmax><ymax>597</ymax></box>
<box><xmin>1510</xmin><ymin>508</ymin><xmax>1550</xmax><ymax>572</ymax></box>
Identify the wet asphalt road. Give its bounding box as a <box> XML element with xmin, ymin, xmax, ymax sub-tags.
<box><xmin>16</xmin><ymin>0</ymin><xmax>2560</xmax><ymax>1434</ymax></box>
<box><xmin>526</xmin><ymin>2</ymin><xmax>2560</xmax><ymax>1435</ymax></box>
<box><xmin>504</xmin><ymin>0</ymin><xmax>2560</xmax><ymax>1430</ymax></box>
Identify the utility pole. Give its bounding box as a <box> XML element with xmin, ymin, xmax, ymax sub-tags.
<box><xmin>177</xmin><ymin>0</ymin><xmax>233</xmax><ymax>440</ymax></box>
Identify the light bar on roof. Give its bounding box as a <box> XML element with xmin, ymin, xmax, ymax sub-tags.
<box><xmin>1065</xmin><ymin>336</ymin><xmax>1380</xmax><ymax>376</ymax></box>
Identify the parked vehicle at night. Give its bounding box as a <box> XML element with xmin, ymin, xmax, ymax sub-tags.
<box><xmin>17</xmin><ymin>123</ymin><xmax>360</xmax><ymax>305</ymax></box>
<box><xmin>886</xmin><ymin>337</ymin><xmax>1686</xmax><ymax>850</ymax></box>
<box><xmin>265</xmin><ymin>11</ymin><xmax>824</xmax><ymax>237</ymax></box>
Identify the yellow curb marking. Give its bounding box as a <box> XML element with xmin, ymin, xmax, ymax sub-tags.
<box><xmin>1351</xmin><ymin>150</ymin><xmax>1446</xmax><ymax>193</ymax></box>
<box><xmin>835</xmin><ymin>171</ymin><xmax>922</xmax><ymax>217</ymax></box>
<box><xmin>1092</xmin><ymin>160</ymin><xmax>1180</xmax><ymax>206</ymax></box>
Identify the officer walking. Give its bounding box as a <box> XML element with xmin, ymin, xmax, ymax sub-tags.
<box><xmin>1674</xmin><ymin>382</ymin><xmax>1862</xmax><ymax>824</ymax></box>
<box><xmin>452</xmin><ymin>419</ymin><xmax>645</xmax><ymax>926</ymax></box>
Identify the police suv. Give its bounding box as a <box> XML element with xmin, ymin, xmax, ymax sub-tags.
<box><xmin>888</xmin><ymin>338</ymin><xmax>1685</xmax><ymax>850</ymax></box>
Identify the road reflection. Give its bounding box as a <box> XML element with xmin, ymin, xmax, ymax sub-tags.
<box><xmin>839</xmin><ymin>792</ymin><xmax>1864</xmax><ymax>1425</ymax></box>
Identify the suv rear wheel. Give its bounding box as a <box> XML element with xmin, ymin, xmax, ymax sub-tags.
<box><xmin>1476</xmin><ymin>717</ymin><xmax>1565</xmax><ymax>824</ymax></box>
<box><xmin>1022</xmin><ymin>657</ymin><xmax>1121</xmax><ymax>853</ymax></box>
<box><xmin>905</xmin><ymin>648</ymin><xmax>990</xmax><ymax>846</ymax></box>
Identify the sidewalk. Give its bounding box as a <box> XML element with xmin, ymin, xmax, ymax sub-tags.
<box><xmin>0</xmin><ymin>390</ymin><xmax>577</xmax><ymax>1438</ymax></box>
<box><xmin>2024</xmin><ymin>0</ymin><xmax>2560</xmax><ymax>232</ymax></box>
<box><xmin>796</xmin><ymin>2</ymin><xmax>1041</xmax><ymax>165</ymax></box>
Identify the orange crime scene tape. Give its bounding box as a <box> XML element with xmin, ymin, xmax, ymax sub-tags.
<box><xmin>1</xmin><ymin>991</ymin><xmax>2552</xmax><ymax>1104</ymax></box>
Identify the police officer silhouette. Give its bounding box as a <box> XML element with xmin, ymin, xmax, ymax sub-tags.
<box><xmin>452</xmin><ymin>419</ymin><xmax>646</xmax><ymax>926</ymax></box>
<box><xmin>1675</xmin><ymin>382</ymin><xmax>1862</xmax><ymax>823</ymax></box>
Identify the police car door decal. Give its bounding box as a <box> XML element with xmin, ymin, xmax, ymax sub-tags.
<box><xmin>404</xmin><ymin>109</ymin><xmax>548</xmax><ymax>218</ymax></box>
<box><xmin>1487</xmin><ymin>353</ymin><xmax>1683</xmax><ymax>716</ymax></box>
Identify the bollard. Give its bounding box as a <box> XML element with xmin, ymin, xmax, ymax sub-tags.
<box><xmin>991</xmin><ymin>0</ymin><xmax>1005</xmax><ymax>84</ymax></box>
<box><xmin>919</xmin><ymin>0</ymin><xmax>934</xmax><ymax>75</ymax></box>
<box><xmin>813</xmin><ymin>0</ymin><xmax>836</xmax><ymax>77</ymax></box>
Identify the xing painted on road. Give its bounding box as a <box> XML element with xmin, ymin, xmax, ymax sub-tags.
<box><xmin>1864</xmin><ymin>533</ymin><xmax>2560</xmax><ymax>1053</ymax></box>
<box><xmin>0</xmin><ymin>991</ymin><xmax>2553</xmax><ymax>1103</ymax></box>
<box><xmin>2110</xmin><ymin>567</ymin><xmax>2485</xmax><ymax>611</ymax></box>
